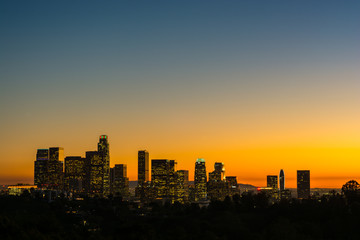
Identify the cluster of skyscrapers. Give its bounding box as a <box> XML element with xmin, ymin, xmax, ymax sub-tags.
<box><xmin>261</xmin><ymin>169</ymin><xmax>311</xmax><ymax>201</ymax></box>
<box><xmin>34</xmin><ymin>135</ymin><xmax>311</xmax><ymax>203</ymax></box>
<box><xmin>34</xmin><ymin>135</ymin><xmax>128</xmax><ymax>198</ymax></box>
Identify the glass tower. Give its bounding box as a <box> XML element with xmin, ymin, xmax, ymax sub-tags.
<box><xmin>297</xmin><ymin>170</ymin><xmax>310</xmax><ymax>199</ymax></box>
<box><xmin>194</xmin><ymin>158</ymin><xmax>207</xmax><ymax>201</ymax></box>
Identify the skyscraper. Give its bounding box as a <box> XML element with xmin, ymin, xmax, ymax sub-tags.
<box><xmin>34</xmin><ymin>149</ymin><xmax>49</xmax><ymax>188</ymax></box>
<box><xmin>267</xmin><ymin>175</ymin><xmax>278</xmax><ymax>189</ymax></box>
<box><xmin>138</xmin><ymin>150</ymin><xmax>149</xmax><ymax>186</ymax></box>
<box><xmin>98</xmin><ymin>135</ymin><xmax>110</xmax><ymax>196</ymax></box>
<box><xmin>64</xmin><ymin>156</ymin><xmax>86</xmax><ymax>193</ymax></box>
<box><xmin>194</xmin><ymin>158</ymin><xmax>207</xmax><ymax>201</ymax></box>
<box><xmin>152</xmin><ymin>159</ymin><xmax>170</xmax><ymax>198</ymax></box>
<box><xmin>86</xmin><ymin>151</ymin><xmax>103</xmax><ymax>196</ymax></box>
<box><xmin>208</xmin><ymin>162</ymin><xmax>227</xmax><ymax>200</ymax></box>
<box><xmin>279</xmin><ymin>169</ymin><xmax>285</xmax><ymax>191</ymax></box>
<box><xmin>297</xmin><ymin>170</ymin><xmax>310</xmax><ymax>199</ymax></box>
<box><xmin>110</xmin><ymin>164</ymin><xmax>129</xmax><ymax>198</ymax></box>
<box><xmin>47</xmin><ymin>147</ymin><xmax>64</xmax><ymax>190</ymax></box>
<box><xmin>175</xmin><ymin>170</ymin><xmax>189</xmax><ymax>204</ymax></box>
<box><xmin>225</xmin><ymin>176</ymin><xmax>240</xmax><ymax>197</ymax></box>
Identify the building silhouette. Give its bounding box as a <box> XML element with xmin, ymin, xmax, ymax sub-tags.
<box><xmin>34</xmin><ymin>149</ymin><xmax>49</xmax><ymax>188</ymax></box>
<box><xmin>98</xmin><ymin>135</ymin><xmax>110</xmax><ymax>196</ymax></box>
<box><xmin>110</xmin><ymin>164</ymin><xmax>129</xmax><ymax>198</ymax></box>
<box><xmin>138</xmin><ymin>150</ymin><xmax>149</xmax><ymax>186</ymax></box>
<box><xmin>64</xmin><ymin>156</ymin><xmax>87</xmax><ymax>193</ymax></box>
<box><xmin>297</xmin><ymin>170</ymin><xmax>310</xmax><ymax>199</ymax></box>
<box><xmin>151</xmin><ymin>159</ymin><xmax>170</xmax><ymax>199</ymax></box>
<box><xmin>225</xmin><ymin>176</ymin><xmax>240</xmax><ymax>197</ymax></box>
<box><xmin>47</xmin><ymin>147</ymin><xmax>64</xmax><ymax>190</ymax></box>
<box><xmin>194</xmin><ymin>158</ymin><xmax>207</xmax><ymax>201</ymax></box>
<box><xmin>279</xmin><ymin>169</ymin><xmax>285</xmax><ymax>191</ymax></box>
<box><xmin>208</xmin><ymin>162</ymin><xmax>227</xmax><ymax>200</ymax></box>
<box><xmin>267</xmin><ymin>175</ymin><xmax>278</xmax><ymax>189</ymax></box>
<box><xmin>175</xmin><ymin>170</ymin><xmax>189</xmax><ymax>203</ymax></box>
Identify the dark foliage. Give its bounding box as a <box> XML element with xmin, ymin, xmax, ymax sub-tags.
<box><xmin>1</xmin><ymin>192</ymin><xmax>360</xmax><ymax>240</ymax></box>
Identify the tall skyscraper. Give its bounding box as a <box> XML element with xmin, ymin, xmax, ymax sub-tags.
<box><xmin>267</xmin><ymin>175</ymin><xmax>278</xmax><ymax>189</ymax></box>
<box><xmin>110</xmin><ymin>164</ymin><xmax>129</xmax><ymax>198</ymax></box>
<box><xmin>208</xmin><ymin>162</ymin><xmax>227</xmax><ymax>200</ymax></box>
<box><xmin>194</xmin><ymin>158</ymin><xmax>207</xmax><ymax>201</ymax></box>
<box><xmin>86</xmin><ymin>151</ymin><xmax>102</xmax><ymax>196</ymax></box>
<box><xmin>98</xmin><ymin>135</ymin><xmax>110</xmax><ymax>196</ymax></box>
<box><xmin>175</xmin><ymin>170</ymin><xmax>189</xmax><ymax>204</ymax></box>
<box><xmin>138</xmin><ymin>150</ymin><xmax>149</xmax><ymax>186</ymax></box>
<box><xmin>152</xmin><ymin>159</ymin><xmax>170</xmax><ymax>198</ymax></box>
<box><xmin>34</xmin><ymin>149</ymin><xmax>49</xmax><ymax>188</ymax></box>
<box><xmin>297</xmin><ymin>170</ymin><xmax>310</xmax><ymax>199</ymax></box>
<box><xmin>279</xmin><ymin>169</ymin><xmax>285</xmax><ymax>191</ymax></box>
<box><xmin>64</xmin><ymin>156</ymin><xmax>86</xmax><ymax>193</ymax></box>
<box><xmin>225</xmin><ymin>176</ymin><xmax>240</xmax><ymax>197</ymax></box>
<box><xmin>47</xmin><ymin>147</ymin><xmax>64</xmax><ymax>190</ymax></box>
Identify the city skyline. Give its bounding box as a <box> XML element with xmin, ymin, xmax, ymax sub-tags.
<box><xmin>1</xmin><ymin>1</ymin><xmax>360</xmax><ymax>188</ymax></box>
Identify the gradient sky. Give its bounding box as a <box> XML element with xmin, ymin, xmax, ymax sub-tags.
<box><xmin>1</xmin><ymin>0</ymin><xmax>360</xmax><ymax>187</ymax></box>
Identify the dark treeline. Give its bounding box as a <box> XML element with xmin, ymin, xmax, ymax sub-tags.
<box><xmin>1</xmin><ymin>191</ymin><xmax>360</xmax><ymax>240</ymax></box>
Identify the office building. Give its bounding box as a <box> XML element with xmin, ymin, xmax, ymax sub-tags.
<box><xmin>138</xmin><ymin>150</ymin><xmax>149</xmax><ymax>186</ymax></box>
<box><xmin>267</xmin><ymin>175</ymin><xmax>278</xmax><ymax>189</ymax></box>
<box><xmin>64</xmin><ymin>156</ymin><xmax>86</xmax><ymax>193</ymax></box>
<box><xmin>279</xmin><ymin>169</ymin><xmax>285</xmax><ymax>191</ymax></box>
<box><xmin>208</xmin><ymin>162</ymin><xmax>227</xmax><ymax>200</ymax></box>
<box><xmin>226</xmin><ymin>176</ymin><xmax>240</xmax><ymax>197</ymax></box>
<box><xmin>110</xmin><ymin>164</ymin><xmax>129</xmax><ymax>197</ymax></box>
<box><xmin>86</xmin><ymin>151</ymin><xmax>103</xmax><ymax>196</ymax></box>
<box><xmin>151</xmin><ymin>159</ymin><xmax>170</xmax><ymax>198</ymax></box>
<box><xmin>98</xmin><ymin>135</ymin><xmax>110</xmax><ymax>196</ymax></box>
<box><xmin>34</xmin><ymin>149</ymin><xmax>49</xmax><ymax>188</ymax></box>
<box><xmin>47</xmin><ymin>147</ymin><xmax>64</xmax><ymax>190</ymax></box>
<box><xmin>297</xmin><ymin>170</ymin><xmax>310</xmax><ymax>199</ymax></box>
<box><xmin>175</xmin><ymin>170</ymin><xmax>189</xmax><ymax>204</ymax></box>
<box><xmin>194</xmin><ymin>158</ymin><xmax>207</xmax><ymax>201</ymax></box>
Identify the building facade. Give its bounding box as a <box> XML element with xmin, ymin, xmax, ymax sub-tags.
<box><xmin>194</xmin><ymin>158</ymin><xmax>207</xmax><ymax>201</ymax></box>
<box><xmin>110</xmin><ymin>164</ymin><xmax>129</xmax><ymax>198</ymax></box>
<box><xmin>297</xmin><ymin>170</ymin><xmax>310</xmax><ymax>199</ymax></box>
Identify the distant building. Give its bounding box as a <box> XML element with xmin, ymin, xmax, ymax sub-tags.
<box><xmin>34</xmin><ymin>149</ymin><xmax>49</xmax><ymax>188</ymax></box>
<box><xmin>267</xmin><ymin>175</ymin><xmax>278</xmax><ymax>189</ymax></box>
<box><xmin>168</xmin><ymin>160</ymin><xmax>177</xmax><ymax>202</ymax></box>
<box><xmin>138</xmin><ymin>150</ymin><xmax>149</xmax><ymax>186</ymax></box>
<box><xmin>8</xmin><ymin>185</ymin><xmax>37</xmax><ymax>196</ymax></box>
<box><xmin>98</xmin><ymin>135</ymin><xmax>110</xmax><ymax>196</ymax></box>
<box><xmin>194</xmin><ymin>158</ymin><xmax>207</xmax><ymax>201</ymax></box>
<box><xmin>297</xmin><ymin>170</ymin><xmax>310</xmax><ymax>199</ymax></box>
<box><xmin>64</xmin><ymin>156</ymin><xmax>86</xmax><ymax>193</ymax></box>
<box><xmin>47</xmin><ymin>147</ymin><xmax>64</xmax><ymax>190</ymax></box>
<box><xmin>226</xmin><ymin>176</ymin><xmax>240</xmax><ymax>197</ymax></box>
<box><xmin>152</xmin><ymin>159</ymin><xmax>170</xmax><ymax>198</ymax></box>
<box><xmin>208</xmin><ymin>162</ymin><xmax>227</xmax><ymax>200</ymax></box>
<box><xmin>175</xmin><ymin>170</ymin><xmax>189</xmax><ymax>204</ymax></box>
<box><xmin>279</xmin><ymin>169</ymin><xmax>285</xmax><ymax>191</ymax></box>
<box><xmin>110</xmin><ymin>164</ymin><xmax>129</xmax><ymax>198</ymax></box>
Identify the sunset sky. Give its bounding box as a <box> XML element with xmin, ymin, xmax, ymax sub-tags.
<box><xmin>1</xmin><ymin>0</ymin><xmax>360</xmax><ymax>188</ymax></box>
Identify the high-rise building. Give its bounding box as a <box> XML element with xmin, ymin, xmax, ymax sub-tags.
<box><xmin>297</xmin><ymin>170</ymin><xmax>310</xmax><ymax>199</ymax></box>
<box><xmin>47</xmin><ymin>147</ymin><xmax>64</xmax><ymax>190</ymax></box>
<box><xmin>267</xmin><ymin>175</ymin><xmax>278</xmax><ymax>189</ymax></box>
<box><xmin>34</xmin><ymin>149</ymin><xmax>49</xmax><ymax>188</ymax></box>
<box><xmin>225</xmin><ymin>176</ymin><xmax>240</xmax><ymax>197</ymax></box>
<box><xmin>168</xmin><ymin>160</ymin><xmax>177</xmax><ymax>202</ymax></box>
<box><xmin>175</xmin><ymin>170</ymin><xmax>189</xmax><ymax>204</ymax></box>
<box><xmin>279</xmin><ymin>169</ymin><xmax>285</xmax><ymax>191</ymax></box>
<box><xmin>151</xmin><ymin>159</ymin><xmax>170</xmax><ymax>198</ymax></box>
<box><xmin>194</xmin><ymin>158</ymin><xmax>207</xmax><ymax>201</ymax></box>
<box><xmin>208</xmin><ymin>162</ymin><xmax>227</xmax><ymax>200</ymax></box>
<box><xmin>86</xmin><ymin>151</ymin><xmax>103</xmax><ymax>196</ymax></box>
<box><xmin>64</xmin><ymin>156</ymin><xmax>87</xmax><ymax>193</ymax></box>
<box><xmin>138</xmin><ymin>150</ymin><xmax>149</xmax><ymax>186</ymax></box>
<box><xmin>110</xmin><ymin>164</ymin><xmax>129</xmax><ymax>198</ymax></box>
<box><xmin>98</xmin><ymin>135</ymin><xmax>110</xmax><ymax>196</ymax></box>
